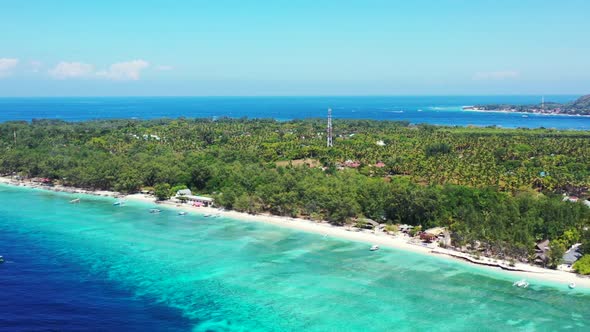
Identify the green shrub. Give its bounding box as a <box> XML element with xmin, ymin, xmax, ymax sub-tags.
<box><xmin>573</xmin><ymin>255</ymin><xmax>590</xmax><ymax>275</ymax></box>
<box><xmin>154</xmin><ymin>183</ymin><xmax>171</xmax><ymax>201</ymax></box>
<box><xmin>384</xmin><ymin>224</ymin><xmax>399</xmax><ymax>233</ymax></box>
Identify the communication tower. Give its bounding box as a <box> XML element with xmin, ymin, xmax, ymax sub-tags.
<box><xmin>327</xmin><ymin>108</ymin><xmax>333</xmax><ymax>147</ymax></box>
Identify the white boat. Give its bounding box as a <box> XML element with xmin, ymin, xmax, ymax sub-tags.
<box><xmin>370</xmin><ymin>245</ymin><xmax>380</xmax><ymax>251</ymax></box>
<box><xmin>569</xmin><ymin>282</ymin><xmax>576</xmax><ymax>289</ymax></box>
<box><xmin>522</xmin><ymin>115</ymin><xmax>529</xmax><ymax>118</ymax></box>
<box><xmin>178</xmin><ymin>211</ymin><xmax>188</xmax><ymax>216</ymax></box>
<box><xmin>149</xmin><ymin>208</ymin><xmax>161</xmax><ymax>214</ymax></box>
<box><xmin>69</xmin><ymin>198</ymin><xmax>80</xmax><ymax>204</ymax></box>
<box><xmin>513</xmin><ymin>279</ymin><xmax>529</xmax><ymax>288</ymax></box>
<box><xmin>0</xmin><ymin>255</ymin><xmax>4</xmax><ymax>263</ymax></box>
<box><xmin>113</xmin><ymin>200</ymin><xmax>125</xmax><ymax>206</ymax></box>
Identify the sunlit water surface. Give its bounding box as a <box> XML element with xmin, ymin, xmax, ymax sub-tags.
<box><xmin>1</xmin><ymin>185</ymin><xmax>589</xmax><ymax>331</ymax></box>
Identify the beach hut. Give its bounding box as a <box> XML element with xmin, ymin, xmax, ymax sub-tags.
<box><xmin>177</xmin><ymin>189</ymin><xmax>192</xmax><ymax>196</ymax></box>
<box><xmin>424</xmin><ymin>227</ymin><xmax>446</xmax><ymax>236</ymax></box>
<box><xmin>358</xmin><ymin>218</ymin><xmax>380</xmax><ymax>230</ymax></box>
<box><xmin>423</xmin><ymin>227</ymin><xmax>451</xmax><ymax>246</ymax></box>
<box><xmin>398</xmin><ymin>224</ymin><xmax>414</xmax><ymax>234</ymax></box>
<box><xmin>184</xmin><ymin>195</ymin><xmax>214</xmax><ymax>207</ymax></box>
<box><xmin>419</xmin><ymin>232</ymin><xmax>438</xmax><ymax>243</ymax></box>
<box><xmin>534</xmin><ymin>240</ymin><xmax>550</xmax><ymax>265</ymax></box>
<box><xmin>562</xmin><ymin>243</ymin><xmax>582</xmax><ymax>268</ymax></box>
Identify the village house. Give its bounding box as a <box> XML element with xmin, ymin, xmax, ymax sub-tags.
<box><xmin>343</xmin><ymin>160</ymin><xmax>361</xmax><ymax>168</ymax></box>
<box><xmin>176</xmin><ymin>189</ymin><xmax>214</xmax><ymax>207</ymax></box>
<box><xmin>562</xmin><ymin>243</ymin><xmax>582</xmax><ymax>269</ymax></box>
<box><xmin>422</xmin><ymin>227</ymin><xmax>451</xmax><ymax>247</ymax></box>
<box><xmin>398</xmin><ymin>224</ymin><xmax>414</xmax><ymax>234</ymax></box>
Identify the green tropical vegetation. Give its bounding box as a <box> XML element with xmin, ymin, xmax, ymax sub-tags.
<box><xmin>1</xmin><ymin>118</ymin><xmax>589</xmax><ymax>263</ymax></box>
<box><xmin>475</xmin><ymin>94</ymin><xmax>590</xmax><ymax>115</ymax></box>
<box><xmin>573</xmin><ymin>255</ymin><xmax>590</xmax><ymax>275</ymax></box>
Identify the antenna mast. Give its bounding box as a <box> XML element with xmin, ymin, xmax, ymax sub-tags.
<box><xmin>327</xmin><ymin>108</ymin><xmax>333</xmax><ymax>147</ymax></box>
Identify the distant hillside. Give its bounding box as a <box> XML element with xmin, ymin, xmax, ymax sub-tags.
<box><xmin>470</xmin><ymin>94</ymin><xmax>590</xmax><ymax>115</ymax></box>
<box><xmin>569</xmin><ymin>94</ymin><xmax>590</xmax><ymax>110</ymax></box>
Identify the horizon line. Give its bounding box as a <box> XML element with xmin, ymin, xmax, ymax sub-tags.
<box><xmin>0</xmin><ymin>93</ymin><xmax>583</xmax><ymax>99</ymax></box>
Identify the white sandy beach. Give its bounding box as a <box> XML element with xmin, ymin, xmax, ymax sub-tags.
<box><xmin>2</xmin><ymin>176</ymin><xmax>589</xmax><ymax>289</ymax></box>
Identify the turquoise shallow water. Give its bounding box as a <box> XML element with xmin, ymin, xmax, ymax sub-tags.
<box><xmin>1</xmin><ymin>184</ymin><xmax>589</xmax><ymax>331</ymax></box>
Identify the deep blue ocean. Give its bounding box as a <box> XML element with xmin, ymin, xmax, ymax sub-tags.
<box><xmin>0</xmin><ymin>229</ymin><xmax>193</xmax><ymax>332</ymax></box>
<box><xmin>0</xmin><ymin>95</ymin><xmax>589</xmax><ymax>129</ymax></box>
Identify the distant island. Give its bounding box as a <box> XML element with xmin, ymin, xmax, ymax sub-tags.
<box><xmin>463</xmin><ymin>94</ymin><xmax>590</xmax><ymax>116</ymax></box>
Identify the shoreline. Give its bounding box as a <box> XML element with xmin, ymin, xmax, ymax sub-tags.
<box><xmin>460</xmin><ymin>107</ymin><xmax>590</xmax><ymax>118</ymax></box>
<box><xmin>2</xmin><ymin>176</ymin><xmax>589</xmax><ymax>290</ymax></box>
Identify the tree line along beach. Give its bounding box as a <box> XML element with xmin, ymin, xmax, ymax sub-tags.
<box><xmin>1</xmin><ymin>176</ymin><xmax>589</xmax><ymax>291</ymax></box>
<box><xmin>1</xmin><ymin>117</ymin><xmax>590</xmax><ymax>288</ymax></box>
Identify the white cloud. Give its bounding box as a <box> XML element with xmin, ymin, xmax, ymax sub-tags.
<box><xmin>48</xmin><ymin>59</ymin><xmax>150</xmax><ymax>81</ymax></box>
<box><xmin>0</xmin><ymin>58</ymin><xmax>19</xmax><ymax>78</ymax></box>
<box><xmin>96</xmin><ymin>59</ymin><xmax>149</xmax><ymax>80</ymax></box>
<box><xmin>49</xmin><ymin>61</ymin><xmax>94</xmax><ymax>79</ymax></box>
<box><xmin>473</xmin><ymin>71</ymin><xmax>520</xmax><ymax>81</ymax></box>
<box><xmin>156</xmin><ymin>65</ymin><xmax>173</xmax><ymax>71</ymax></box>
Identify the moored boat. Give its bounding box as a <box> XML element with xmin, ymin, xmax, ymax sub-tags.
<box><xmin>569</xmin><ymin>282</ymin><xmax>576</xmax><ymax>289</ymax></box>
<box><xmin>149</xmin><ymin>208</ymin><xmax>161</xmax><ymax>214</ymax></box>
<box><xmin>513</xmin><ymin>279</ymin><xmax>529</xmax><ymax>288</ymax></box>
<box><xmin>370</xmin><ymin>245</ymin><xmax>380</xmax><ymax>251</ymax></box>
<box><xmin>69</xmin><ymin>198</ymin><xmax>80</xmax><ymax>204</ymax></box>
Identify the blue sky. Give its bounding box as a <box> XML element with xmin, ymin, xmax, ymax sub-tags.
<box><xmin>1</xmin><ymin>0</ymin><xmax>589</xmax><ymax>96</ymax></box>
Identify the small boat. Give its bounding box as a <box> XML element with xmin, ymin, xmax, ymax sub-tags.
<box><xmin>513</xmin><ymin>279</ymin><xmax>529</xmax><ymax>288</ymax></box>
<box><xmin>0</xmin><ymin>255</ymin><xmax>4</xmax><ymax>263</ymax></box>
<box><xmin>113</xmin><ymin>200</ymin><xmax>125</xmax><ymax>206</ymax></box>
<box><xmin>69</xmin><ymin>198</ymin><xmax>80</xmax><ymax>204</ymax></box>
<box><xmin>204</xmin><ymin>214</ymin><xmax>212</xmax><ymax>217</ymax></box>
<box><xmin>569</xmin><ymin>282</ymin><xmax>576</xmax><ymax>289</ymax></box>
<box><xmin>522</xmin><ymin>115</ymin><xmax>529</xmax><ymax>118</ymax></box>
<box><xmin>149</xmin><ymin>208</ymin><xmax>161</xmax><ymax>214</ymax></box>
<box><xmin>370</xmin><ymin>245</ymin><xmax>380</xmax><ymax>251</ymax></box>
<box><xmin>178</xmin><ymin>211</ymin><xmax>188</xmax><ymax>216</ymax></box>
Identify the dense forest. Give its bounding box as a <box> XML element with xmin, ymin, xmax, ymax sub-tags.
<box><xmin>1</xmin><ymin>118</ymin><xmax>590</xmax><ymax>265</ymax></box>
